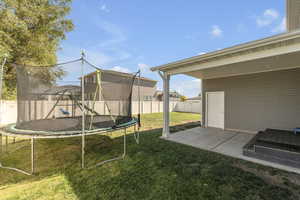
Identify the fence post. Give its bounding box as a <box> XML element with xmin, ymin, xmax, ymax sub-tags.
<box><xmin>103</xmin><ymin>101</ymin><xmax>106</xmax><ymax>115</ymax></box>
<box><xmin>28</xmin><ymin>100</ymin><xmax>31</xmax><ymax>120</ymax></box>
<box><xmin>158</xmin><ymin>101</ymin><xmax>160</xmax><ymax>112</ymax></box>
<box><xmin>34</xmin><ymin>100</ymin><xmax>37</xmax><ymax>120</ymax></box>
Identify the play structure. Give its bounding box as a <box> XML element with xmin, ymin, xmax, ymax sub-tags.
<box><xmin>0</xmin><ymin>53</ymin><xmax>141</xmax><ymax>175</ymax></box>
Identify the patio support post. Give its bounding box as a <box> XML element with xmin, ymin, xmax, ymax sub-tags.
<box><xmin>158</xmin><ymin>71</ymin><xmax>170</xmax><ymax>138</ymax></box>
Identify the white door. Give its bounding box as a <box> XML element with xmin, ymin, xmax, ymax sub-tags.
<box><xmin>206</xmin><ymin>92</ymin><xmax>224</xmax><ymax>129</ymax></box>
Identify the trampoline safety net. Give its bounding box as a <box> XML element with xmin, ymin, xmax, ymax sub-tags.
<box><xmin>14</xmin><ymin>59</ymin><xmax>138</xmax><ymax>133</ymax></box>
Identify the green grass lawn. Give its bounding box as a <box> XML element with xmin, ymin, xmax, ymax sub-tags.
<box><xmin>0</xmin><ymin>112</ymin><xmax>300</xmax><ymax>200</ymax></box>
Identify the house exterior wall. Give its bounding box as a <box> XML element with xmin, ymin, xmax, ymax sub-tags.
<box><xmin>202</xmin><ymin>68</ymin><xmax>300</xmax><ymax>133</ymax></box>
<box><xmin>132</xmin><ymin>84</ymin><xmax>156</xmax><ymax>101</ymax></box>
<box><xmin>84</xmin><ymin>73</ymin><xmax>157</xmax><ymax>101</ymax></box>
<box><xmin>287</xmin><ymin>0</ymin><xmax>300</xmax><ymax>31</ymax></box>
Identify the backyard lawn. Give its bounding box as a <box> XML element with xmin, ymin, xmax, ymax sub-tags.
<box><xmin>0</xmin><ymin>112</ymin><xmax>300</xmax><ymax>200</ymax></box>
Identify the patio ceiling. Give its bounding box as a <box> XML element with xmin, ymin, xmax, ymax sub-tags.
<box><xmin>151</xmin><ymin>30</ymin><xmax>300</xmax><ymax>79</ymax></box>
<box><xmin>185</xmin><ymin>51</ymin><xmax>300</xmax><ymax>79</ymax></box>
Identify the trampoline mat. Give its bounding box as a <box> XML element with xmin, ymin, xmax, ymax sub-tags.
<box><xmin>15</xmin><ymin>115</ymin><xmax>131</xmax><ymax>132</ymax></box>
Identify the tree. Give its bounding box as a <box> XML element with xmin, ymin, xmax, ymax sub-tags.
<box><xmin>180</xmin><ymin>95</ymin><xmax>187</xmax><ymax>102</ymax></box>
<box><xmin>0</xmin><ymin>0</ymin><xmax>73</xmax><ymax>99</ymax></box>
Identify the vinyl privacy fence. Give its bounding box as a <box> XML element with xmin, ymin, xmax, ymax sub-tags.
<box><xmin>0</xmin><ymin>100</ymin><xmax>201</xmax><ymax>125</ymax></box>
<box><xmin>173</xmin><ymin>101</ymin><xmax>202</xmax><ymax>114</ymax></box>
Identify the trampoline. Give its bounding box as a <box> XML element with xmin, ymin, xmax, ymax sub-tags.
<box><xmin>0</xmin><ymin>53</ymin><xmax>141</xmax><ymax>175</ymax></box>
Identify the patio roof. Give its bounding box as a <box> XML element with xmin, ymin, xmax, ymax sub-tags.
<box><xmin>151</xmin><ymin>30</ymin><xmax>300</xmax><ymax>79</ymax></box>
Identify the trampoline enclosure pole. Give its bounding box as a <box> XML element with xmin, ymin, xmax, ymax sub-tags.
<box><xmin>0</xmin><ymin>57</ymin><xmax>6</xmax><ymax>154</ymax></box>
<box><xmin>123</xmin><ymin>128</ymin><xmax>126</xmax><ymax>158</ymax></box>
<box><xmin>138</xmin><ymin>71</ymin><xmax>141</xmax><ymax>127</ymax></box>
<box><xmin>81</xmin><ymin>52</ymin><xmax>86</xmax><ymax>169</ymax></box>
<box><xmin>0</xmin><ymin>57</ymin><xmax>7</xmax><ymax>101</ymax></box>
<box><xmin>5</xmin><ymin>136</ymin><xmax>7</xmax><ymax>152</ymax></box>
<box><xmin>31</xmin><ymin>138</ymin><xmax>35</xmax><ymax>174</ymax></box>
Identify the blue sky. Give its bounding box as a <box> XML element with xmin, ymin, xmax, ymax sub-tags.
<box><xmin>58</xmin><ymin>0</ymin><xmax>286</xmax><ymax>97</ymax></box>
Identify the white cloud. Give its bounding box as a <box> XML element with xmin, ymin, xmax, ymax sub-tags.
<box><xmin>197</xmin><ymin>52</ymin><xmax>206</xmax><ymax>56</ymax></box>
<box><xmin>59</xmin><ymin>20</ymin><xmax>130</xmax><ymax>68</ymax></box>
<box><xmin>100</xmin><ymin>4</ymin><xmax>110</xmax><ymax>13</ymax></box>
<box><xmin>58</xmin><ymin>45</ymin><xmax>112</xmax><ymax>67</ymax></box>
<box><xmin>272</xmin><ymin>17</ymin><xmax>286</xmax><ymax>33</ymax></box>
<box><xmin>264</xmin><ymin>9</ymin><xmax>279</xmax><ymax>19</ymax></box>
<box><xmin>138</xmin><ymin>63</ymin><xmax>151</xmax><ymax>73</ymax></box>
<box><xmin>256</xmin><ymin>9</ymin><xmax>279</xmax><ymax>27</ymax></box>
<box><xmin>171</xmin><ymin>78</ymin><xmax>202</xmax><ymax>97</ymax></box>
<box><xmin>211</xmin><ymin>25</ymin><xmax>223</xmax><ymax>37</ymax></box>
<box><xmin>111</xmin><ymin>66</ymin><xmax>131</xmax><ymax>73</ymax></box>
<box><xmin>88</xmin><ymin>20</ymin><xmax>132</xmax><ymax>64</ymax></box>
<box><xmin>96</xmin><ymin>21</ymin><xmax>126</xmax><ymax>48</ymax></box>
<box><xmin>85</xmin><ymin>50</ymin><xmax>112</xmax><ymax>67</ymax></box>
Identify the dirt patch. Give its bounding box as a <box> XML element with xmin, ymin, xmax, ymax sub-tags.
<box><xmin>234</xmin><ymin>162</ymin><xmax>300</xmax><ymax>199</ymax></box>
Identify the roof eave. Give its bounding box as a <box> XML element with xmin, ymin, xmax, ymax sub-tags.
<box><xmin>150</xmin><ymin>30</ymin><xmax>300</xmax><ymax>72</ymax></box>
<box><xmin>79</xmin><ymin>70</ymin><xmax>157</xmax><ymax>83</ymax></box>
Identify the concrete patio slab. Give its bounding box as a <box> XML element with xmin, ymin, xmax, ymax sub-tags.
<box><xmin>165</xmin><ymin>127</ymin><xmax>300</xmax><ymax>174</ymax></box>
<box><xmin>168</xmin><ymin>128</ymin><xmax>236</xmax><ymax>150</ymax></box>
<box><xmin>213</xmin><ymin>132</ymin><xmax>254</xmax><ymax>158</ymax></box>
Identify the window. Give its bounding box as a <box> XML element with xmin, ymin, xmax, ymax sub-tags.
<box><xmin>143</xmin><ymin>96</ymin><xmax>153</xmax><ymax>101</ymax></box>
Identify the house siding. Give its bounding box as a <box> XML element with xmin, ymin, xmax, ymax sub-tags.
<box><xmin>202</xmin><ymin>68</ymin><xmax>300</xmax><ymax>132</ymax></box>
<box><xmin>84</xmin><ymin>72</ymin><xmax>157</xmax><ymax>101</ymax></box>
<box><xmin>132</xmin><ymin>85</ymin><xmax>156</xmax><ymax>101</ymax></box>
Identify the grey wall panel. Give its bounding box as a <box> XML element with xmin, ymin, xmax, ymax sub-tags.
<box><xmin>202</xmin><ymin>68</ymin><xmax>300</xmax><ymax>132</ymax></box>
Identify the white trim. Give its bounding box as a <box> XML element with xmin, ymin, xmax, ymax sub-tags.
<box><xmin>165</xmin><ymin>43</ymin><xmax>300</xmax><ymax>75</ymax></box>
<box><xmin>199</xmin><ymin>65</ymin><xmax>300</xmax><ymax>80</ymax></box>
<box><xmin>205</xmin><ymin>91</ymin><xmax>225</xmax><ymax>130</ymax></box>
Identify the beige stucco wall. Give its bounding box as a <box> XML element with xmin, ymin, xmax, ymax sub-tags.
<box><xmin>84</xmin><ymin>73</ymin><xmax>157</xmax><ymax>101</ymax></box>
<box><xmin>202</xmin><ymin>68</ymin><xmax>300</xmax><ymax>132</ymax></box>
<box><xmin>132</xmin><ymin>84</ymin><xmax>156</xmax><ymax>101</ymax></box>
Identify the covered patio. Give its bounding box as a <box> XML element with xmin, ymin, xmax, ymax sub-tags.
<box><xmin>151</xmin><ymin>30</ymin><xmax>300</xmax><ymax>172</ymax></box>
<box><xmin>166</xmin><ymin>127</ymin><xmax>300</xmax><ymax>174</ymax></box>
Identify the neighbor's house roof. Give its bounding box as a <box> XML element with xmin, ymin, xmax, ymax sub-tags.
<box><xmin>150</xmin><ymin>30</ymin><xmax>300</xmax><ymax>77</ymax></box>
<box><xmin>186</xmin><ymin>96</ymin><xmax>201</xmax><ymax>101</ymax></box>
<box><xmin>83</xmin><ymin>69</ymin><xmax>157</xmax><ymax>83</ymax></box>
